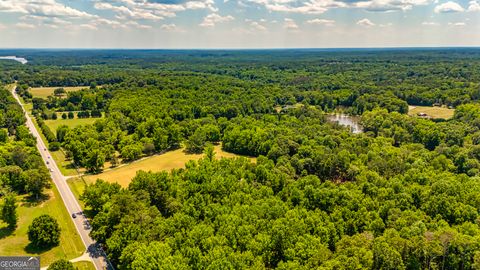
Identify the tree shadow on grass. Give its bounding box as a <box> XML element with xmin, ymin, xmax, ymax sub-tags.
<box><xmin>24</xmin><ymin>242</ymin><xmax>55</xmax><ymax>254</ymax></box>
<box><xmin>0</xmin><ymin>225</ymin><xmax>15</xmax><ymax>239</ymax></box>
<box><xmin>21</xmin><ymin>193</ymin><xmax>51</xmax><ymax>208</ymax></box>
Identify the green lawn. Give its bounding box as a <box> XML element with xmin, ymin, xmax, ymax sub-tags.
<box><xmin>0</xmin><ymin>187</ymin><xmax>85</xmax><ymax>267</ymax></box>
<box><xmin>73</xmin><ymin>261</ymin><xmax>96</xmax><ymax>270</ymax></box>
<box><xmin>67</xmin><ymin>178</ymin><xmax>87</xmax><ymax>207</ymax></box>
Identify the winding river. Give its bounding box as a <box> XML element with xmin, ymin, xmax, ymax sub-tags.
<box><xmin>0</xmin><ymin>56</ymin><xmax>28</xmax><ymax>64</ymax></box>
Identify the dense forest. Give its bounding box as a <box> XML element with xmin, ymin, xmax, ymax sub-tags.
<box><xmin>2</xmin><ymin>49</ymin><xmax>480</xmax><ymax>269</ymax></box>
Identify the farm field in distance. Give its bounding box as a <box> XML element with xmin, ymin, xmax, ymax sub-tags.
<box><xmin>408</xmin><ymin>105</ymin><xmax>455</xmax><ymax>119</ymax></box>
<box><xmin>30</xmin><ymin>86</ymin><xmax>87</xmax><ymax>99</ymax></box>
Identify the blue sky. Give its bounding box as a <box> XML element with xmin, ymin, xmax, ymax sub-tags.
<box><xmin>0</xmin><ymin>0</ymin><xmax>479</xmax><ymax>48</ymax></box>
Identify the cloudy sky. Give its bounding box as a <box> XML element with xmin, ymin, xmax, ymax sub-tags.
<box><xmin>0</xmin><ymin>0</ymin><xmax>479</xmax><ymax>48</ymax></box>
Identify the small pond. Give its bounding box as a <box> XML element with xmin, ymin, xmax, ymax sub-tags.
<box><xmin>326</xmin><ymin>114</ymin><xmax>363</xmax><ymax>134</ymax></box>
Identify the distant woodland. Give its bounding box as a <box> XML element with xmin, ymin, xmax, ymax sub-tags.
<box><xmin>2</xmin><ymin>49</ymin><xmax>480</xmax><ymax>269</ymax></box>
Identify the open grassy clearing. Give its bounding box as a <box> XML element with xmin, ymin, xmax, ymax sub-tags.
<box><xmin>0</xmin><ymin>187</ymin><xmax>85</xmax><ymax>267</ymax></box>
<box><xmin>70</xmin><ymin>145</ymin><xmax>255</xmax><ymax>190</ymax></box>
<box><xmin>44</xmin><ymin>117</ymin><xmax>101</xmax><ymax>132</ymax></box>
<box><xmin>408</xmin><ymin>105</ymin><xmax>455</xmax><ymax>119</ymax></box>
<box><xmin>30</xmin><ymin>86</ymin><xmax>87</xmax><ymax>99</ymax></box>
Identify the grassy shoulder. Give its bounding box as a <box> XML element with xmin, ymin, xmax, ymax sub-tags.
<box><xmin>73</xmin><ymin>261</ymin><xmax>96</xmax><ymax>270</ymax></box>
<box><xmin>30</xmin><ymin>86</ymin><xmax>87</xmax><ymax>99</ymax></box>
<box><xmin>0</xmin><ymin>187</ymin><xmax>85</xmax><ymax>267</ymax></box>
<box><xmin>408</xmin><ymin>105</ymin><xmax>455</xmax><ymax>119</ymax></box>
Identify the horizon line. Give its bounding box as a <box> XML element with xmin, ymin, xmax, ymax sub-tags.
<box><xmin>1</xmin><ymin>46</ymin><xmax>480</xmax><ymax>51</ymax></box>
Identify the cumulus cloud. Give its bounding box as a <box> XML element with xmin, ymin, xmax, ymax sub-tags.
<box><xmin>244</xmin><ymin>0</ymin><xmax>345</xmax><ymax>14</ymax></box>
<box><xmin>199</xmin><ymin>13</ymin><xmax>234</xmax><ymax>27</ymax></box>
<box><xmin>125</xmin><ymin>21</ymin><xmax>152</xmax><ymax>29</ymax></box>
<box><xmin>250</xmin><ymin>21</ymin><xmax>267</xmax><ymax>31</ymax></box>
<box><xmin>0</xmin><ymin>0</ymin><xmax>95</xmax><ymax>18</ymax></box>
<box><xmin>434</xmin><ymin>1</ymin><xmax>464</xmax><ymax>13</ymax></box>
<box><xmin>160</xmin><ymin>23</ymin><xmax>184</xmax><ymax>32</ymax></box>
<box><xmin>448</xmin><ymin>22</ymin><xmax>466</xmax><ymax>26</ymax></box>
<box><xmin>93</xmin><ymin>0</ymin><xmax>217</xmax><ymax>22</ymax></box>
<box><xmin>15</xmin><ymin>22</ymin><xmax>35</xmax><ymax>29</ymax></box>
<box><xmin>352</xmin><ymin>0</ymin><xmax>431</xmax><ymax>12</ymax></box>
<box><xmin>94</xmin><ymin>2</ymin><xmax>166</xmax><ymax>20</ymax></box>
<box><xmin>283</xmin><ymin>18</ymin><xmax>299</xmax><ymax>29</ymax></box>
<box><xmin>306</xmin><ymin>18</ymin><xmax>335</xmax><ymax>26</ymax></box>
<box><xmin>244</xmin><ymin>0</ymin><xmax>432</xmax><ymax>14</ymax></box>
<box><xmin>356</xmin><ymin>18</ymin><xmax>375</xmax><ymax>27</ymax></box>
<box><xmin>468</xmin><ymin>0</ymin><xmax>480</xmax><ymax>11</ymax></box>
<box><xmin>422</xmin><ymin>21</ymin><xmax>440</xmax><ymax>25</ymax></box>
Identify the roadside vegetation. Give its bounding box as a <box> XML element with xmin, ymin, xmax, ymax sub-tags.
<box><xmin>0</xmin><ymin>85</ymin><xmax>84</xmax><ymax>266</ymax></box>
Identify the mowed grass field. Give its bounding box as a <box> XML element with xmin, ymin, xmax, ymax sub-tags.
<box><xmin>30</xmin><ymin>86</ymin><xmax>87</xmax><ymax>99</ymax></box>
<box><xmin>0</xmin><ymin>187</ymin><xmax>85</xmax><ymax>267</ymax></box>
<box><xmin>408</xmin><ymin>105</ymin><xmax>455</xmax><ymax>119</ymax></box>
<box><xmin>44</xmin><ymin>117</ymin><xmax>100</xmax><ymax>132</ymax></box>
<box><xmin>73</xmin><ymin>261</ymin><xmax>96</xmax><ymax>270</ymax></box>
<box><xmin>68</xmin><ymin>145</ymin><xmax>255</xmax><ymax>194</ymax></box>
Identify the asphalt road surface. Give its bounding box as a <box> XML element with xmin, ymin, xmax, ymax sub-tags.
<box><xmin>11</xmin><ymin>86</ymin><xmax>112</xmax><ymax>270</ymax></box>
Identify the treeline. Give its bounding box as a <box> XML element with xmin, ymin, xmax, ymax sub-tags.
<box><xmin>0</xmin><ymin>86</ymin><xmax>50</xmax><ymax>201</ymax></box>
<box><xmin>35</xmin><ymin>115</ymin><xmax>56</xmax><ymax>143</ymax></box>
<box><xmin>0</xmin><ymin>86</ymin><xmax>25</xmax><ymax>135</ymax></box>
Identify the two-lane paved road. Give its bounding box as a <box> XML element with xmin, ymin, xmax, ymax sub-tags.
<box><xmin>11</xmin><ymin>86</ymin><xmax>111</xmax><ymax>270</ymax></box>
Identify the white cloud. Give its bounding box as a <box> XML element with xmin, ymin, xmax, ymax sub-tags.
<box><xmin>15</xmin><ymin>22</ymin><xmax>35</xmax><ymax>29</ymax></box>
<box><xmin>0</xmin><ymin>0</ymin><xmax>95</xmax><ymax>18</ymax></box>
<box><xmin>125</xmin><ymin>21</ymin><xmax>152</xmax><ymax>29</ymax></box>
<box><xmin>379</xmin><ymin>22</ymin><xmax>393</xmax><ymax>27</ymax></box>
<box><xmin>199</xmin><ymin>13</ymin><xmax>234</xmax><ymax>27</ymax></box>
<box><xmin>78</xmin><ymin>24</ymin><xmax>98</xmax><ymax>30</ymax></box>
<box><xmin>468</xmin><ymin>0</ymin><xmax>480</xmax><ymax>11</ymax></box>
<box><xmin>250</xmin><ymin>21</ymin><xmax>267</xmax><ymax>31</ymax></box>
<box><xmin>356</xmin><ymin>18</ymin><xmax>375</xmax><ymax>27</ymax></box>
<box><xmin>283</xmin><ymin>18</ymin><xmax>299</xmax><ymax>29</ymax></box>
<box><xmin>160</xmin><ymin>23</ymin><xmax>184</xmax><ymax>32</ymax></box>
<box><xmin>306</xmin><ymin>18</ymin><xmax>335</xmax><ymax>26</ymax></box>
<box><xmin>244</xmin><ymin>0</ymin><xmax>432</xmax><ymax>14</ymax></box>
<box><xmin>245</xmin><ymin>0</ymin><xmax>345</xmax><ymax>14</ymax></box>
<box><xmin>93</xmin><ymin>0</ymin><xmax>217</xmax><ymax>22</ymax></box>
<box><xmin>448</xmin><ymin>22</ymin><xmax>466</xmax><ymax>26</ymax></box>
<box><xmin>434</xmin><ymin>1</ymin><xmax>465</xmax><ymax>13</ymax></box>
<box><xmin>353</xmin><ymin>0</ymin><xmax>431</xmax><ymax>12</ymax></box>
<box><xmin>94</xmin><ymin>2</ymin><xmax>165</xmax><ymax>20</ymax></box>
<box><xmin>422</xmin><ymin>21</ymin><xmax>440</xmax><ymax>25</ymax></box>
